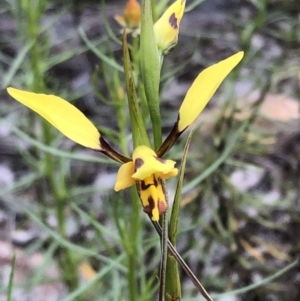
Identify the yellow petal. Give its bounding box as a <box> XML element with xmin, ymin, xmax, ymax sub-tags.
<box><xmin>153</xmin><ymin>0</ymin><xmax>186</xmax><ymax>54</ymax></box>
<box><xmin>114</xmin><ymin>161</ymin><xmax>135</xmax><ymax>191</ymax></box>
<box><xmin>132</xmin><ymin>145</ymin><xmax>177</xmax><ymax>180</ymax></box>
<box><xmin>7</xmin><ymin>87</ymin><xmax>101</xmax><ymax>150</ymax></box>
<box><xmin>157</xmin><ymin>168</ymin><xmax>178</xmax><ymax>180</ymax></box>
<box><xmin>178</xmin><ymin>51</ymin><xmax>244</xmax><ymax>132</ymax></box>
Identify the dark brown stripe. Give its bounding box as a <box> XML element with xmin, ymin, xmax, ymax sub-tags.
<box><xmin>140</xmin><ymin>180</ymin><xmax>152</xmax><ymax>191</ymax></box>
<box><xmin>156</xmin><ymin>116</ymin><xmax>185</xmax><ymax>157</ymax></box>
<box><xmin>99</xmin><ymin>136</ymin><xmax>131</xmax><ymax>163</ymax></box>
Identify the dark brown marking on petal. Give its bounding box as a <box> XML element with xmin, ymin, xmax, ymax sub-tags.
<box><xmin>136</xmin><ymin>181</ymin><xmax>142</xmax><ymax>197</ymax></box>
<box><xmin>134</xmin><ymin>158</ymin><xmax>144</xmax><ymax>171</ymax></box>
<box><xmin>141</xmin><ymin>180</ymin><xmax>152</xmax><ymax>191</ymax></box>
<box><xmin>158</xmin><ymin>200</ymin><xmax>168</xmax><ymax>215</ymax></box>
<box><xmin>169</xmin><ymin>13</ymin><xmax>178</xmax><ymax>29</ymax></box>
<box><xmin>153</xmin><ymin>176</ymin><xmax>158</xmax><ymax>187</ymax></box>
<box><xmin>99</xmin><ymin>136</ymin><xmax>131</xmax><ymax>163</ymax></box>
<box><xmin>156</xmin><ymin>116</ymin><xmax>183</xmax><ymax>157</ymax></box>
<box><xmin>143</xmin><ymin>196</ymin><xmax>155</xmax><ymax>218</ymax></box>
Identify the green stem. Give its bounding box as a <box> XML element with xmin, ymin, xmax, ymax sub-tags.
<box><xmin>127</xmin><ymin>187</ymin><xmax>141</xmax><ymax>301</ymax></box>
<box><xmin>140</xmin><ymin>0</ymin><xmax>162</xmax><ymax>149</ymax></box>
<box><xmin>158</xmin><ymin>182</ymin><xmax>168</xmax><ymax>301</ymax></box>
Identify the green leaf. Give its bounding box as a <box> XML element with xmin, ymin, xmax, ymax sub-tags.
<box><xmin>169</xmin><ymin>128</ymin><xmax>194</xmax><ymax>245</ymax></box>
<box><xmin>78</xmin><ymin>26</ymin><xmax>123</xmax><ymax>72</ymax></box>
<box><xmin>59</xmin><ymin>257</ymin><xmax>125</xmax><ymax>301</ymax></box>
<box><xmin>10</xmin><ymin>125</ymin><xmax>113</xmax><ymax>164</ymax></box>
<box><xmin>165</xmin><ymin>255</ymin><xmax>181</xmax><ymax>301</ymax></box>
<box><xmin>122</xmin><ymin>32</ymin><xmax>150</xmax><ymax>148</ymax></box>
<box><xmin>7</xmin><ymin>254</ymin><xmax>16</xmax><ymax>301</ymax></box>
<box><xmin>2</xmin><ymin>41</ymin><xmax>34</xmax><ymax>89</ymax></box>
<box><xmin>212</xmin><ymin>260</ymin><xmax>298</xmax><ymax>299</ymax></box>
<box><xmin>182</xmin><ymin>120</ymin><xmax>248</xmax><ymax>193</ymax></box>
<box><xmin>140</xmin><ymin>0</ymin><xmax>162</xmax><ymax>148</ymax></box>
<box><xmin>24</xmin><ymin>206</ymin><xmax>127</xmax><ymax>270</ymax></box>
<box><xmin>164</xmin><ymin>129</ymin><xmax>193</xmax><ymax>301</ymax></box>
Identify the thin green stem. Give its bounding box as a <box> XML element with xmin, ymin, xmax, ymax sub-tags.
<box><xmin>152</xmin><ymin>222</ymin><xmax>214</xmax><ymax>301</ymax></box>
<box><xmin>158</xmin><ymin>181</ymin><xmax>168</xmax><ymax>301</ymax></box>
<box><xmin>127</xmin><ymin>187</ymin><xmax>141</xmax><ymax>301</ymax></box>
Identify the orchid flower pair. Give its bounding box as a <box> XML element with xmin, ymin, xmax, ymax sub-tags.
<box><xmin>116</xmin><ymin>0</ymin><xmax>185</xmax><ymax>54</ymax></box>
<box><xmin>7</xmin><ymin>51</ymin><xmax>243</xmax><ymax>221</ymax></box>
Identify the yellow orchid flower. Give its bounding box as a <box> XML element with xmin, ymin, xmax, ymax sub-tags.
<box><xmin>7</xmin><ymin>51</ymin><xmax>243</xmax><ymax>221</ymax></box>
<box><xmin>154</xmin><ymin>0</ymin><xmax>186</xmax><ymax>54</ymax></box>
<box><xmin>115</xmin><ymin>0</ymin><xmax>141</xmax><ymax>33</ymax></box>
<box><xmin>115</xmin><ymin>146</ymin><xmax>178</xmax><ymax>221</ymax></box>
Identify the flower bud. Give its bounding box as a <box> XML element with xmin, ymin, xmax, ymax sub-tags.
<box><xmin>153</xmin><ymin>0</ymin><xmax>186</xmax><ymax>54</ymax></box>
<box><xmin>115</xmin><ymin>0</ymin><xmax>141</xmax><ymax>30</ymax></box>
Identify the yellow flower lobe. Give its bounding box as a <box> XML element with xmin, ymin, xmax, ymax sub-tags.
<box><xmin>132</xmin><ymin>145</ymin><xmax>178</xmax><ymax>180</ymax></box>
<box><xmin>137</xmin><ymin>175</ymin><xmax>167</xmax><ymax>221</ymax></box>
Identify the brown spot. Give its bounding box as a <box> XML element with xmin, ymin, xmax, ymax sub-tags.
<box><xmin>135</xmin><ymin>158</ymin><xmax>144</xmax><ymax>171</ymax></box>
<box><xmin>143</xmin><ymin>196</ymin><xmax>155</xmax><ymax>217</ymax></box>
<box><xmin>158</xmin><ymin>200</ymin><xmax>168</xmax><ymax>215</ymax></box>
<box><xmin>169</xmin><ymin>13</ymin><xmax>178</xmax><ymax>29</ymax></box>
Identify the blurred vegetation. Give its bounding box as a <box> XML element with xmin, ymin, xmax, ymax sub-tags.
<box><xmin>0</xmin><ymin>0</ymin><xmax>299</xmax><ymax>300</ymax></box>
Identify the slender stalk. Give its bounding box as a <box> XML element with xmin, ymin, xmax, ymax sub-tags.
<box><xmin>127</xmin><ymin>187</ymin><xmax>141</xmax><ymax>301</ymax></box>
<box><xmin>140</xmin><ymin>0</ymin><xmax>162</xmax><ymax>149</ymax></box>
<box><xmin>152</xmin><ymin>222</ymin><xmax>214</xmax><ymax>301</ymax></box>
<box><xmin>158</xmin><ymin>181</ymin><xmax>168</xmax><ymax>301</ymax></box>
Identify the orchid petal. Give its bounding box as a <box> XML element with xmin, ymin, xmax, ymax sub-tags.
<box><xmin>114</xmin><ymin>161</ymin><xmax>135</xmax><ymax>191</ymax></box>
<box><xmin>178</xmin><ymin>51</ymin><xmax>244</xmax><ymax>132</ymax></box>
<box><xmin>7</xmin><ymin>88</ymin><xmax>101</xmax><ymax>150</ymax></box>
